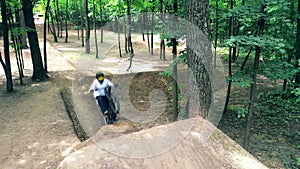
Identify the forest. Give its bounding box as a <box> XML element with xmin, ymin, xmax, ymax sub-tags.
<box><xmin>0</xmin><ymin>0</ymin><xmax>299</xmax><ymax>168</ymax></box>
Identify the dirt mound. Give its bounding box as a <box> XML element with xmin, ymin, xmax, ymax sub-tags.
<box><xmin>58</xmin><ymin>117</ymin><xmax>268</xmax><ymax>169</ymax></box>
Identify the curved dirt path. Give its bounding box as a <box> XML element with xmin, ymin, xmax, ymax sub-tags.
<box><xmin>0</xmin><ymin>36</ymin><xmax>79</xmax><ymax>169</ymax></box>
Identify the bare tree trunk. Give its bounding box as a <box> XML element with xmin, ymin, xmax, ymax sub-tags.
<box><xmin>80</xmin><ymin>0</ymin><xmax>84</xmax><ymax>47</ymax></box>
<box><xmin>186</xmin><ymin>0</ymin><xmax>212</xmax><ymax>118</ymax></box>
<box><xmin>124</xmin><ymin>16</ymin><xmax>128</xmax><ymax>53</ymax></box>
<box><xmin>93</xmin><ymin>0</ymin><xmax>99</xmax><ymax>58</ymax></box>
<box><xmin>100</xmin><ymin>0</ymin><xmax>104</xmax><ymax>43</ymax></box>
<box><xmin>214</xmin><ymin>0</ymin><xmax>219</xmax><ymax>68</ymax></box>
<box><xmin>150</xmin><ymin>5</ymin><xmax>154</xmax><ymax>55</ymax></box>
<box><xmin>49</xmin><ymin>8</ymin><xmax>58</xmax><ymax>42</ymax></box>
<box><xmin>22</xmin><ymin>0</ymin><xmax>48</xmax><ymax>81</ymax></box>
<box><xmin>243</xmin><ymin>4</ymin><xmax>266</xmax><ymax>151</ymax></box>
<box><xmin>43</xmin><ymin>0</ymin><xmax>51</xmax><ymax>72</ymax></box>
<box><xmin>64</xmin><ymin>0</ymin><xmax>69</xmax><ymax>43</ymax></box>
<box><xmin>18</xmin><ymin>7</ymin><xmax>28</xmax><ymax>49</ymax></box>
<box><xmin>55</xmin><ymin>0</ymin><xmax>60</xmax><ymax>38</ymax></box>
<box><xmin>223</xmin><ymin>0</ymin><xmax>234</xmax><ymax>115</ymax></box>
<box><xmin>116</xmin><ymin>16</ymin><xmax>122</xmax><ymax>58</ymax></box>
<box><xmin>8</xmin><ymin>7</ymin><xmax>24</xmax><ymax>84</ymax></box>
<box><xmin>126</xmin><ymin>0</ymin><xmax>134</xmax><ymax>55</ymax></box>
<box><xmin>0</xmin><ymin>0</ymin><xmax>13</xmax><ymax>92</ymax></box>
<box><xmin>172</xmin><ymin>0</ymin><xmax>179</xmax><ymax>121</ymax></box>
<box><xmin>84</xmin><ymin>0</ymin><xmax>90</xmax><ymax>54</ymax></box>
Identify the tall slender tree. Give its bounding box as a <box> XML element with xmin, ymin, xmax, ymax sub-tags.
<box><xmin>65</xmin><ymin>0</ymin><xmax>69</xmax><ymax>43</ymax></box>
<box><xmin>243</xmin><ymin>3</ymin><xmax>266</xmax><ymax>151</ymax></box>
<box><xmin>100</xmin><ymin>0</ymin><xmax>104</xmax><ymax>43</ymax></box>
<box><xmin>172</xmin><ymin>0</ymin><xmax>179</xmax><ymax>121</ymax></box>
<box><xmin>93</xmin><ymin>0</ymin><xmax>99</xmax><ymax>58</ymax></box>
<box><xmin>0</xmin><ymin>0</ymin><xmax>13</xmax><ymax>92</ymax></box>
<box><xmin>295</xmin><ymin>0</ymin><xmax>300</xmax><ymax>85</ymax></box>
<box><xmin>84</xmin><ymin>0</ymin><xmax>90</xmax><ymax>53</ymax></box>
<box><xmin>80</xmin><ymin>0</ymin><xmax>84</xmax><ymax>47</ymax></box>
<box><xmin>21</xmin><ymin>0</ymin><xmax>48</xmax><ymax>81</ymax></box>
<box><xmin>44</xmin><ymin>0</ymin><xmax>51</xmax><ymax>72</ymax></box>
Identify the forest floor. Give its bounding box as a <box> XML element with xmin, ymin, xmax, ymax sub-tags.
<box><xmin>0</xmin><ymin>26</ymin><xmax>299</xmax><ymax>169</ymax></box>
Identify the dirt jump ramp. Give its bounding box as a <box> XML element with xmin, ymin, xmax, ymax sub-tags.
<box><xmin>57</xmin><ymin>117</ymin><xmax>268</xmax><ymax>169</ymax></box>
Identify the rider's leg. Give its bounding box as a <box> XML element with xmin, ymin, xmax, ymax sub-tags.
<box><xmin>96</xmin><ymin>96</ymin><xmax>108</xmax><ymax>114</ymax></box>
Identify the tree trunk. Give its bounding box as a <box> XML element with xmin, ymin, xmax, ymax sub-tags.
<box><xmin>223</xmin><ymin>0</ymin><xmax>234</xmax><ymax>115</ymax></box>
<box><xmin>100</xmin><ymin>0</ymin><xmax>103</xmax><ymax>43</ymax></box>
<box><xmin>214</xmin><ymin>0</ymin><xmax>219</xmax><ymax>68</ymax></box>
<box><xmin>150</xmin><ymin>4</ymin><xmax>154</xmax><ymax>55</ymax></box>
<box><xmin>126</xmin><ymin>0</ymin><xmax>134</xmax><ymax>55</ymax></box>
<box><xmin>44</xmin><ymin>0</ymin><xmax>51</xmax><ymax>72</ymax></box>
<box><xmin>64</xmin><ymin>0</ymin><xmax>69</xmax><ymax>43</ymax></box>
<box><xmin>117</xmin><ymin>16</ymin><xmax>122</xmax><ymax>58</ymax></box>
<box><xmin>49</xmin><ymin>8</ymin><xmax>58</xmax><ymax>42</ymax></box>
<box><xmin>159</xmin><ymin>0</ymin><xmax>166</xmax><ymax>60</ymax></box>
<box><xmin>93</xmin><ymin>0</ymin><xmax>99</xmax><ymax>58</ymax></box>
<box><xmin>18</xmin><ymin>8</ymin><xmax>28</xmax><ymax>49</ymax></box>
<box><xmin>186</xmin><ymin>0</ymin><xmax>212</xmax><ymax>118</ymax></box>
<box><xmin>295</xmin><ymin>0</ymin><xmax>300</xmax><ymax>85</ymax></box>
<box><xmin>0</xmin><ymin>0</ymin><xmax>13</xmax><ymax>92</ymax></box>
<box><xmin>55</xmin><ymin>0</ymin><xmax>60</xmax><ymax>38</ymax></box>
<box><xmin>172</xmin><ymin>0</ymin><xmax>179</xmax><ymax>121</ymax></box>
<box><xmin>84</xmin><ymin>0</ymin><xmax>90</xmax><ymax>54</ymax></box>
<box><xmin>243</xmin><ymin>4</ymin><xmax>266</xmax><ymax>151</ymax></box>
<box><xmin>80</xmin><ymin>0</ymin><xmax>84</xmax><ymax>47</ymax></box>
<box><xmin>8</xmin><ymin>7</ymin><xmax>24</xmax><ymax>84</ymax></box>
<box><xmin>22</xmin><ymin>0</ymin><xmax>48</xmax><ymax>81</ymax></box>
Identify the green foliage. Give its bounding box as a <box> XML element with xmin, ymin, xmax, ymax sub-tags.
<box><xmin>228</xmin><ymin>69</ymin><xmax>252</xmax><ymax>87</ymax></box>
<box><xmin>292</xmin><ymin>88</ymin><xmax>300</xmax><ymax>103</ymax></box>
<box><xmin>260</xmin><ymin>60</ymin><xmax>299</xmax><ymax>82</ymax></box>
<box><xmin>229</xmin><ymin>105</ymin><xmax>247</xmax><ymax>118</ymax></box>
<box><xmin>160</xmin><ymin>48</ymin><xmax>188</xmax><ymax>78</ymax></box>
<box><xmin>179</xmin><ymin>109</ymin><xmax>186</xmax><ymax>117</ymax></box>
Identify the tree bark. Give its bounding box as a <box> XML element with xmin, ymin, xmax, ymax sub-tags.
<box><xmin>44</xmin><ymin>0</ymin><xmax>51</xmax><ymax>72</ymax></box>
<box><xmin>186</xmin><ymin>0</ymin><xmax>212</xmax><ymax>118</ymax></box>
<box><xmin>49</xmin><ymin>8</ymin><xmax>58</xmax><ymax>42</ymax></box>
<box><xmin>18</xmin><ymin>7</ymin><xmax>28</xmax><ymax>49</ymax></box>
<box><xmin>100</xmin><ymin>0</ymin><xmax>104</xmax><ymax>43</ymax></box>
<box><xmin>80</xmin><ymin>0</ymin><xmax>84</xmax><ymax>47</ymax></box>
<box><xmin>0</xmin><ymin>0</ymin><xmax>13</xmax><ymax>92</ymax></box>
<box><xmin>117</xmin><ymin>16</ymin><xmax>122</xmax><ymax>58</ymax></box>
<box><xmin>93</xmin><ymin>0</ymin><xmax>99</xmax><ymax>58</ymax></box>
<box><xmin>64</xmin><ymin>0</ymin><xmax>69</xmax><ymax>43</ymax></box>
<box><xmin>84</xmin><ymin>0</ymin><xmax>90</xmax><ymax>54</ymax></box>
<box><xmin>22</xmin><ymin>0</ymin><xmax>47</xmax><ymax>81</ymax></box>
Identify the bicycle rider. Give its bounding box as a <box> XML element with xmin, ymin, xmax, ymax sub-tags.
<box><xmin>89</xmin><ymin>72</ymin><xmax>113</xmax><ymax>117</ymax></box>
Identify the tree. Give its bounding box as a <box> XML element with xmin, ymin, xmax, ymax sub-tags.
<box><xmin>93</xmin><ymin>0</ymin><xmax>99</xmax><ymax>58</ymax></box>
<box><xmin>65</xmin><ymin>0</ymin><xmax>69</xmax><ymax>43</ymax></box>
<box><xmin>80</xmin><ymin>0</ymin><xmax>84</xmax><ymax>47</ymax></box>
<box><xmin>0</xmin><ymin>0</ymin><xmax>13</xmax><ymax>92</ymax></box>
<box><xmin>241</xmin><ymin>2</ymin><xmax>265</xmax><ymax>150</ymax></box>
<box><xmin>295</xmin><ymin>0</ymin><xmax>300</xmax><ymax>85</ymax></box>
<box><xmin>21</xmin><ymin>0</ymin><xmax>47</xmax><ymax>81</ymax></box>
<box><xmin>99</xmin><ymin>0</ymin><xmax>104</xmax><ymax>43</ymax></box>
<box><xmin>172</xmin><ymin>0</ymin><xmax>179</xmax><ymax>121</ymax></box>
<box><xmin>18</xmin><ymin>8</ymin><xmax>28</xmax><ymax>49</ymax></box>
<box><xmin>44</xmin><ymin>0</ymin><xmax>51</xmax><ymax>72</ymax></box>
<box><xmin>186</xmin><ymin>0</ymin><xmax>212</xmax><ymax>118</ymax></box>
<box><xmin>84</xmin><ymin>0</ymin><xmax>90</xmax><ymax>54</ymax></box>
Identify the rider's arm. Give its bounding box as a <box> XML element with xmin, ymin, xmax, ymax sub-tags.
<box><xmin>88</xmin><ymin>79</ymin><xmax>97</xmax><ymax>93</ymax></box>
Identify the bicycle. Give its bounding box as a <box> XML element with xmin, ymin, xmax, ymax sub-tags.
<box><xmin>103</xmin><ymin>87</ymin><xmax>119</xmax><ymax>125</ymax></box>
